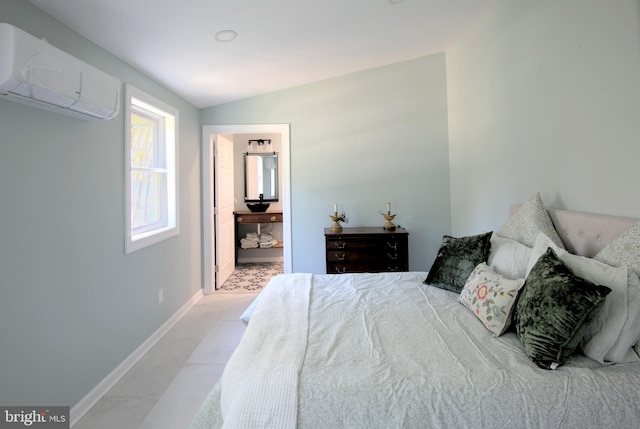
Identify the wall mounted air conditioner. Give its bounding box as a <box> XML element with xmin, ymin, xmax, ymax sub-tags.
<box><xmin>0</xmin><ymin>23</ymin><xmax>121</xmax><ymax>120</ymax></box>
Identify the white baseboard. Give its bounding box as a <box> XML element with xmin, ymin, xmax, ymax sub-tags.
<box><xmin>70</xmin><ymin>289</ymin><xmax>204</xmax><ymax>427</ymax></box>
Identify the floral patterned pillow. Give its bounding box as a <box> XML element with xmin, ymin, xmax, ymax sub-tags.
<box><xmin>459</xmin><ymin>263</ymin><xmax>525</xmax><ymax>336</ymax></box>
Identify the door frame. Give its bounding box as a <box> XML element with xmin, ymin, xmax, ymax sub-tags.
<box><xmin>201</xmin><ymin>124</ymin><xmax>292</xmax><ymax>294</ymax></box>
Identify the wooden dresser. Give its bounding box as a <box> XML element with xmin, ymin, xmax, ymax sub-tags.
<box><xmin>324</xmin><ymin>227</ymin><xmax>409</xmax><ymax>274</ymax></box>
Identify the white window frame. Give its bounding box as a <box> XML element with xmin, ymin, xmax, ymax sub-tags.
<box><xmin>124</xmin><ymin>84</ymin><xmax>179</xmax><ymax>254</ymax></box>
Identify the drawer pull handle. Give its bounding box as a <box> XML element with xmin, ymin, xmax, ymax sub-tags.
<box><xmin>237</xmin><ymin>217</ymin><xmax>243</xmax><ymax>222</ymax></box>
<box><xmin>387</xmin><ymin>242</ymin><xmax>397</xmax><ymax>250</ymax></box>
<box><xmin>334</xmin><ymin>242</ymin><xmax>346</xmax><ymax>249</ymax></box>
<box><xmin>335</xmin><ymin>267</ymin><xmax>346</xmax><ymax>274</ymax></box>
<box><xmin>270</xmin><ymin>216</ymin><xmax>276</xmax><ymax>221</ymax></box>
<box><xmin>335</xmin><ymin>254</ymin><xmax>346</xmax><ymax>261</ymax></box>
<box><xmin>387</xmin><ymin>253</ymin><xmax>398</xmax><ymax>260</ymax></box>
<box><xmin>388</xmin><ymin>266</ymin><xmax>399</xmax><ymax>271</ymax></box>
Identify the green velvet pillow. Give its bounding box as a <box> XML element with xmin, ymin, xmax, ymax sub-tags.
<box><xmin>515</xmin><ymin>248</ymin><xmax>611</xmax><ymax>370</ymax></box>
<box><xmin>424</xmin><ymin>232</ymin><xmax>492</xmax><ymax>293</ymax></box>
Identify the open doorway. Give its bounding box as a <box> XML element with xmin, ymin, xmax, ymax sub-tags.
<box><xmin>202</xmin><ymin>124</ymin><xmax>292</xmax><ymax>294</ymax></box>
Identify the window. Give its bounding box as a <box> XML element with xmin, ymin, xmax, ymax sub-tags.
<box><xmin>124</xmin><ymin>84</ymin><xmax>179</xmax><ymax>253</ymax></box>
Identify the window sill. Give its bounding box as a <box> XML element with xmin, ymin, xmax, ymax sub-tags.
<box><xmin>126</xmin><ymin>226</ymin><xmax>179</xmax><ymax>254</ymax></box>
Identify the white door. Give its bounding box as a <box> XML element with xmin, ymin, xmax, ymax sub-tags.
<box><xmin>215</xmin><ymin>135</ymin><xmax>235</xmax><ymax>287</ymax></box>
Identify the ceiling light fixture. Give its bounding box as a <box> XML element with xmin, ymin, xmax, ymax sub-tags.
<box><xmin>248</xmin><ymin>139</ymin><xmax>271</xmax><ymax>146</ymax></box>
<box><xmin>215</xmin><ymin>30</ymin><xmax>238</xmax><ymax>42</ymax></box>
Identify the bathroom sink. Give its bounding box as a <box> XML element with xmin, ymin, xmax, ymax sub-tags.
<box><xmin>246</xmin><ymin>202</ymin><xmax>270</xmax><ymax>212</ymax></box>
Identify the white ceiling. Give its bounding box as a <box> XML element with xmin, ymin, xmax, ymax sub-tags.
<box><xmin>27</xmin><ymin>0</ymin><xmax>491</xmax><ymax>108</ymax></box>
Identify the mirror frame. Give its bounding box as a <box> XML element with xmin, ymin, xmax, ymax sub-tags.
<box><xmin>244</xmin><ymin>152</ymin><xmax>279</xmax><ymax>202</ymax></box>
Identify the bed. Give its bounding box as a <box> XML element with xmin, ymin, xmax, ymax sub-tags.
<box><xmin>190</xmin><ymin>194</ymin><xmax>640</xmax><ymax>428</ymax></box>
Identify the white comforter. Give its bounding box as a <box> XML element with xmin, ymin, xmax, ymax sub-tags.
<box><xmin>191</xmin><ymin>272</ymin><xmax>640</xmax><ymax>429</ymax></box>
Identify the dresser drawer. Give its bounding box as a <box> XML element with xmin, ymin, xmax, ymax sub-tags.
<box><xmin>325</xmin><ymin>237</ymin><xmax>373</xmax><ymax>251</ymax></box>
<box><xmin>327</xmin><ymin>261</ymin><xmax>407</xmax><ymax>274</ymax></box>
<box><xmin>326</xmin><ymin>235</ymin><xmax>404</xmax><ymax>249</ymax></box>
<box><xmin>326</xmin><ymin>247</ymin><xmax>406</xmax><ymax>263</ymax></box>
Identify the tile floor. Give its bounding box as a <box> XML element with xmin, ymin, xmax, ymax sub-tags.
<box><xmin>72</xmin><ymin>291</ymin><xmax>258</xmax><ymax>429</ymax></box>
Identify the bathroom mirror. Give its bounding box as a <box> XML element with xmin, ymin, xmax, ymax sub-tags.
<box><xmin>244</xmin><ymin>152</ymin><xmax>279</xmax><ymax>202</ymax></box>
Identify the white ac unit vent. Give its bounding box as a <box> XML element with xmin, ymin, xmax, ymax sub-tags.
<box><xmin>0</xmin><ymin>23</ymin><xmax>121</xmax><ymax>120</ymax></box>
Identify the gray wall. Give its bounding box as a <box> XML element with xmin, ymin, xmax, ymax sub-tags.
<box><xmin>201</xmin><ymin>54</ymin><xmax>452</xmax><ymax>274</ymax></box>
<box><xmin>447</xmin><ymin>0</ymin><xmax>640</xmax><ymax>234</ymax></box>
<box><xmin>0</xmin><ymin>0</ymin><xmax>202</xmax><ymax>407</ymax></box>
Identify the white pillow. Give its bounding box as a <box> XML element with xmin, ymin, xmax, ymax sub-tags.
<box><xmin>595</xmin><ymin>221</ymin><xmax>640</xmax><ymax>363</ymax></box>
<box><xmin>488</xmin><ymin>234</ymin><xmax>532</xmax><ymax>280</ymax></box>
<box><xmin>526</xmin><ymin>233</ymin><xmax>629</xmax><ymax>364</ymax></box>
<box><xmin>608</xmin><ymin>273</ymin><xmax>640</xmax><ymax>362</ymax></box>
<box><xmin>459</xmin><ymin>263</ymin><xmax>525</xmax><ymax>336</ymax></box>
<box><xmin>497</xmin><ymin>192</ymin><xmax>565</xmax><ymax>248</ymax></box>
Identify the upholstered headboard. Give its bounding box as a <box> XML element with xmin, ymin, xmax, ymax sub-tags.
<box><xmin>509</xmin><ymin>205</ymin><xmax>637</xmax><ymax>258</ymax></box>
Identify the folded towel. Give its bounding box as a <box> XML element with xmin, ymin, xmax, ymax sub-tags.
<box><xmin>259</xmin><ymin>239</ymin><xmax>278</xmax><ymax>248</ymax></box>
<box><xmin>258</xmin><ymin>233</ymin><xmax>273</xmax><ymax>243</ymax></box>
<box><xmin>242</xmin><ymin>232</ymin><xmax>275</xmax><ymax>248</ymax></box>
<box><xmin>241</xmin><ymin>241</ymin><xmax>259</xmax><ymax>249</ymax></box>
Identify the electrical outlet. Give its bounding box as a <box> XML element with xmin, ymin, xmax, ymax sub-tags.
<box><xmin>158</xmin><ymin>288</ymin><xmax>164</xmax><ymax>304</ymax></box>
